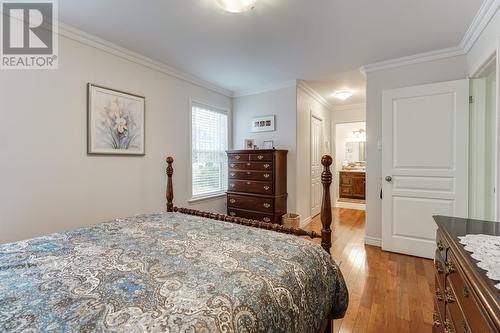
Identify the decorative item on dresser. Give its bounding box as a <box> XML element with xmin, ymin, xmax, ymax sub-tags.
<box><xmin>227</xmin><ymin>149</ymin><xmax>287</xmax><ymax>224</ymax></box>
<box><xmin>339</xmin><ymin>171</ymin><xmax>366</xmax><ymax>200</ymax></box>
<box><xmin>433</xmin><ymin>216</ymin><xmax>500</xmax><ymax>333</ymax></box>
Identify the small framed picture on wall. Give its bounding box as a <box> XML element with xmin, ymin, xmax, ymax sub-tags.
<box><xmin>251</xmin><ymin>115</ymin><xmax>275</xmax><ymax>132</ymax></box>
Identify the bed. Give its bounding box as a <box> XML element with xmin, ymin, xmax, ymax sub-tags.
<box><xmin>0</xmin><ymin>155</ymin><xmax>348</xmax><ymax>332</ymax></box>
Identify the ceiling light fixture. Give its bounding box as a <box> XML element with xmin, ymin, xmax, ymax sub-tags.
<box><xmin>334</xmin><ymin>90</ymin><xmax>353</xmax><ymax>100</ymax></box>
<box><xmin>215</xmin><ymin>0</ymin><xmax>256</xmax><ymax>13</ymax></box>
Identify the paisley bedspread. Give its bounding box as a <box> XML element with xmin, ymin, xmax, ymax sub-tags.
<box><xmin>0</xmin><ymin>212</ymin><xmax>348</xmax><ymax>332</ymax></box>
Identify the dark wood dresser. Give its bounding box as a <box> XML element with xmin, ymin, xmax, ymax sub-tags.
<box><xmin>226</xmin><ymin>149</ymin><xmax>287</xmax><ymax>224</ymax></box>
<box><xmin>433</xmin><ymin>216</ymin><xmax>500</xmax><ymax>333</ymax></box>
<box><xmin>339</xmin><ymin>171</ymin><xmax>366</xmax><ymax>200</ymax></box>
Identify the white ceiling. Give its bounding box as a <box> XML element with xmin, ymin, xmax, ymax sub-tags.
<box><xmin>59</xmin><ymin>0</ymin><xmax>483</xmax><ymax>100</ymax></box>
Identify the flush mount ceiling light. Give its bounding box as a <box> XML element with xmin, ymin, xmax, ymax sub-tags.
<box><xmin>334</xmin><ymin>90</ymin><xmax>353</xmax><ymax>100</ymax></box>
<box><xmin>215</xmin><ymin>0</ymin><xmax>257</xmax><ymax>13</ymax></box>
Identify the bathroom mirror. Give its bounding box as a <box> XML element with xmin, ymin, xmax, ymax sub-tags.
<box><xmin>345</xmin><ymin>141</ymin><xmax>366</xmax><ymax>162</ymax></box>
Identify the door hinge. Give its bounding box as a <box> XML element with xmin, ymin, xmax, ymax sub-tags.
<box><xmin>469</xmin><ymin>96</ymin><xmax>474</xmax><ymax>104</ymax></box>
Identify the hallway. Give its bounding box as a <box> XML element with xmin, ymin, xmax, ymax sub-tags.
<box><xmin>305</xmin><ymin>208</ymin><xmax>434</xmax><ymax>333</ymax></box>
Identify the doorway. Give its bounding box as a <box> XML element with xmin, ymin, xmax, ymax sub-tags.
<box><xmin>469</xmin><ymin>55</ymin><xmax>497</xmax><ymax>221</ymax></box>
<box><xmin>335</xmin><ymin>122</ymin><xmax>366</xmax><ymax>210</ymax></box>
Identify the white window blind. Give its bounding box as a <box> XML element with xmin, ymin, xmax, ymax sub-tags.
<box><xmin>191</xmin><ymin>102</ymin><xmax>228</xmax><ymax>198</ymax></box>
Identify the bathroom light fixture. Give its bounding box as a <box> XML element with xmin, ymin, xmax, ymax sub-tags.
<box><xmin>334</xmin><ymin>90</ymin><xmax>353</xmax><ymax>100</ymax></box>
<box><xmin>215</xmin><ymin>0</ymin><xmax>257</xmax><ymax>13</ymax></box>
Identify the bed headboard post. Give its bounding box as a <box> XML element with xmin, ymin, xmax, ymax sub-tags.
<box><xmin>166</xmin><ymin>156</ymin><xmax>174</xmax><ymax>212</ymax></box>
<box><xmin>320</xmin><ymin>155</ymin><xmax>333</xmax><ymax>254</ymax></box>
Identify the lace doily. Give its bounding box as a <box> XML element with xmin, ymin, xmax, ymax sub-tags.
<box><xmin>458</xmin><ymin>234</ymin><xmax>500</xmax><ymax>290</ymax></box>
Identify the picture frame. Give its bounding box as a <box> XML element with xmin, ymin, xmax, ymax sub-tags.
<box><xmin>87</xmin><ymin>83</ymin><xmax>145</xmax><ymax>155</ymax></box>
<box><xmin>244</xmin><ymin>139</ymin><xmax>255</xmax><ymax>149</ymax></box>
<box><xmin>251</xmin><ymin>115</ymin><xmax>275</xmax><ymax>132</ymax></box>
<box><xmin>262</xmin><ymin>140</ymin><xmax>274</xmax><ymax>149</ymax></box>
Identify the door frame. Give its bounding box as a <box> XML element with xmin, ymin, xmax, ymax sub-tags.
<box><xmin>310</xmin><ymin>114</ymin><xmax>324</xmax><ymax>218</ymax></box>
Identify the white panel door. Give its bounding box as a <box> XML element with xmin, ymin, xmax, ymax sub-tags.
<box><xmin>382</xmin><ymin>79</ymin><xmax>469</xmax><ymax>259</ymax></box>
<box><xmin>311</xmin><ymin>116</ymin><xmax>323</xmax><ymax>217</ymax></box>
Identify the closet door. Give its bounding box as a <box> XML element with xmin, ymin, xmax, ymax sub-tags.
<box><xmin>381</xmin><ymin>79</ymin><xmax>469</xmax><ymax>259</ymax></box>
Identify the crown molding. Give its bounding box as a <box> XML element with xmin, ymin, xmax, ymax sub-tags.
<box><xmin>233</xmin><ymin>80</ymin><xmax>298</xmax><ymax>97</ymax></box>
<box><xmin>460</xmin><ymin>0</ymin><xmax>499</xmax><ymax>52</ymax></box>
<box><xmin>57</xmin><ymin>23</ymin><xmax>233</xmax><ymax>97</ymax></box>
<box><xmin>359</xmin><ymin>46</ymin><xmax>465</xmax><ymax>74</ymax></box>
<box><xmin>360</xmin><ymin>0</ymin><xmax>499</xmax><ymax>74</ymax></box>
<box><xmin>297</xmin><ymin>81</ymin><xmax>334</xmax><ymax>111</ymax></box>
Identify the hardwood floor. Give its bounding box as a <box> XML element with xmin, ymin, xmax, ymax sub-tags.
<box><xmin>303</xmin><ymin>208</ymin><xmax>434</xmax><ymax>333</ymax></box>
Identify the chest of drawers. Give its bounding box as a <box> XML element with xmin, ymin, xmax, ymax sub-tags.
<box><xmin>433</xmin><ymin>216</ymin><xmax>500</xmax><ymax>333</ymax></box>
<box><xmin>226</xmin><ymin>149</ymin><xmax>287</xmax><ymax>224</ymax></box>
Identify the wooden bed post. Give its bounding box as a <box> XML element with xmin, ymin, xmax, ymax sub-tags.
<box><xmin>166</xmin><ymin>156</ymin><xmax>174</xmax><ymax>212</ymax></box>
<box><xmin>320</xmin><ymin>155</ymin><xmax>333</xmax><ymax>254</ymax></box>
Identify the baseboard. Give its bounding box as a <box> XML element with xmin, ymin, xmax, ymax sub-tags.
<box><xmin>365</xmin><ymin>236</ymin><xmax>382</xmax><ymax>247</ymax></box>
<box><xmin>335</xmin><ymin>201</ymin><xmax>366</xmax><ymax>210</ymax></box>
<box><xmin>300</xmin><ymin>216</ymin><xmax>312</xmax><ymax>228</ymax></box>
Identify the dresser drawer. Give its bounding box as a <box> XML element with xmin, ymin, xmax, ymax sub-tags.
<box><xmin>435</xmin><ymin>274</ymin><xmax>446</xmax><ymax>320</ymax></box>
<box><xmin>435</xmin><ymin>249</ymin><xmax>446</xmax><ymax>292</ymax></box>
<box><xmin>249</xmin><ymin>153</ymin><xmax>273</xmax><ymax>161</ymax></box>
<box><xmin>228</xmin><ymin>194</ymin><xmax>273</xmax><ymax>213</ymax></box>
<box><xmin>228</xmin><ymin>153</ymin><xmax>249</xmax><ymax>162</ymax></box>
<box><xmin>446</xmin><ymin>252</ymin><xmax>493</xmax><ymax>333</ymax></box>
<box><xmin>229</xmin><ymin>170</ymin><xmax>273</xmax><ymax>181</ymax></box>
<box><xmin>227</xmin><ymin>208</ymin><xmax>275</xmax><ymax>223</ymax></box>
<box><xmin>229</xmin><ymin>162</ymin><xmax>273</xmax><ymax>171</ymax></box>
<box><xmin>436</xmin><ymin>230</ymin><xmax>449</xmax><ymax>263</ymax></box>
<box><xmin>340</xmin><ymin>186</ymin><xmax>352</xmax><ymax>196</ymax></box>
<box><xmin>229</xmin><ymin>180</ymin><xmax>273</xmax><ymax>195</ymax></box>
<box><xmin>433</xmin><ymin>298</ymin><xmax>445</xmax><ymax>333</ymax></box>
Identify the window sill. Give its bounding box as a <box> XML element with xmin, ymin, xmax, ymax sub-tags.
<box><xmin>188</xmin><ymin>192</ymin><xmax>226</xmax><ymax>203</ymax></box>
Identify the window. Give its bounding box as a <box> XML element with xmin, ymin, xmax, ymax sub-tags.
<box><xmin>191</xmin><ymin>102</ymin><xmax>228</xmax><ymax>199</ymax></box>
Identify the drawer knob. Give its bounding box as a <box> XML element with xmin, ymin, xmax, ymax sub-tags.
<box><xmin>230</xmin><ymin>184</ymin><xmax>235</xmax><ymax>188</ymax></box>
<box><xmin>443</xmin><ymin>320</ymin><xmax>454</xmax><ymax>333</ymax></box>
<box><xmin>435</xmin><ymin>288</ymin><xmax>444</xmax><ymax>302</ymax></box>
<box><xmin>263</xmin><ymin>217</ymin><xmax>271</xmax><ymax>223</ymax></box>
<box><xmin>247</xmin><ymin>163</ymin><xmax>251</xmax><ymax>166</ymax></box>
<box><xmin>229</xmin><ymin>199</ymin><xmax>236</xmax><ymax>204</ymax></box>
<box><xmin>444</xmin><ymin>287</ymin><xmax>455</xmax><ymax>304</ymax></box>
<box><xmin>230</xmin><ymin>163</ymin><xmax>236</xmax><ymax>168</ymax></box>
<box><xmin>246</xmin><ymin>171</ymin><xmax>251</xmax><ymax>175</ymax></box>
<box><xmin>437</xmin><ymin>240</ymin><xmax>446</xmax><ymax>251</ymax></box>
<box><xmin>229</xmin><ymin>212</ymin><xmax>236</xmax><ymax>216</ymax></box>
<box><xmin>263</xmin><ymin>203</ymin><xmax>271</xmax><ymax>208</ymax></box>
<box><xmin>433</xmin><ymin>312</ymin><xmax>441</xmax><ymax>327</ymax></box>
<box><xmin>264</xmin><ymin>164</ymin><xmax>270</xmax><ymax>169</ymax></box>
<box><xmin>462</xmin><ymin>285</ymin><xmax>469</xmax><ymax>298</ymax></box>
<box><xmin>258</xmin><ymin>155</ymin><xmax>264</xmax><ymax>160</ymax></box>
<box><xmin>246</xmin><ymin>181</ymin><xmax>251</xmax><ymax>185</ymax></box>
<box><xmin>434</xmin><ymin>260</ymin><xmax>444</xmax><ymax>274</ymax></box>
<box><xmin>264</xmin><ymin>186</ymin><xmax>270</xmax><ymax>191</ymax></box>
<box><xmin>235</xmin><ymin>155</ymin><xmax>241</xmax><ymax>160</ymax></box>
<box><xmin>230</xmin><ymin>172</ymin><xmax>236</xmax><ymax>177</ymax></box>
<box><xmin>264</xmin><ymin>173</ymin><xmax>270</xmax><ymax>178</ymax></box>
<box><xmin>445</xmin><ymin>261</ymin><xmax>456</xmax><ymax>275</ymax></box>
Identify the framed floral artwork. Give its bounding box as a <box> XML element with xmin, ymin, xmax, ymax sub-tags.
<box><xmin>87</xmin><ymin>84</ymin><xmax>145</xmax><ymax>155</ymax></box>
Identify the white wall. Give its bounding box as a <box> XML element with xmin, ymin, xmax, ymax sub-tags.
<box><xmin>365</xmin><ymin>55</ymin><xmax>468</xmax><ymax>241</ymax></box>
<box><xmin>296</xmin><ymin>86</ymin><xmax>332</xmax><ymax>225</ymax></box>
<box><xmin>0</xmin><ymin>35</ymin><xmax>232</xmax><ymax>244</ymax></box>
<box><xmin>232</xmin><ymin>86</ymin><xmax>297</xmax><ymax>211</ymax></box>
